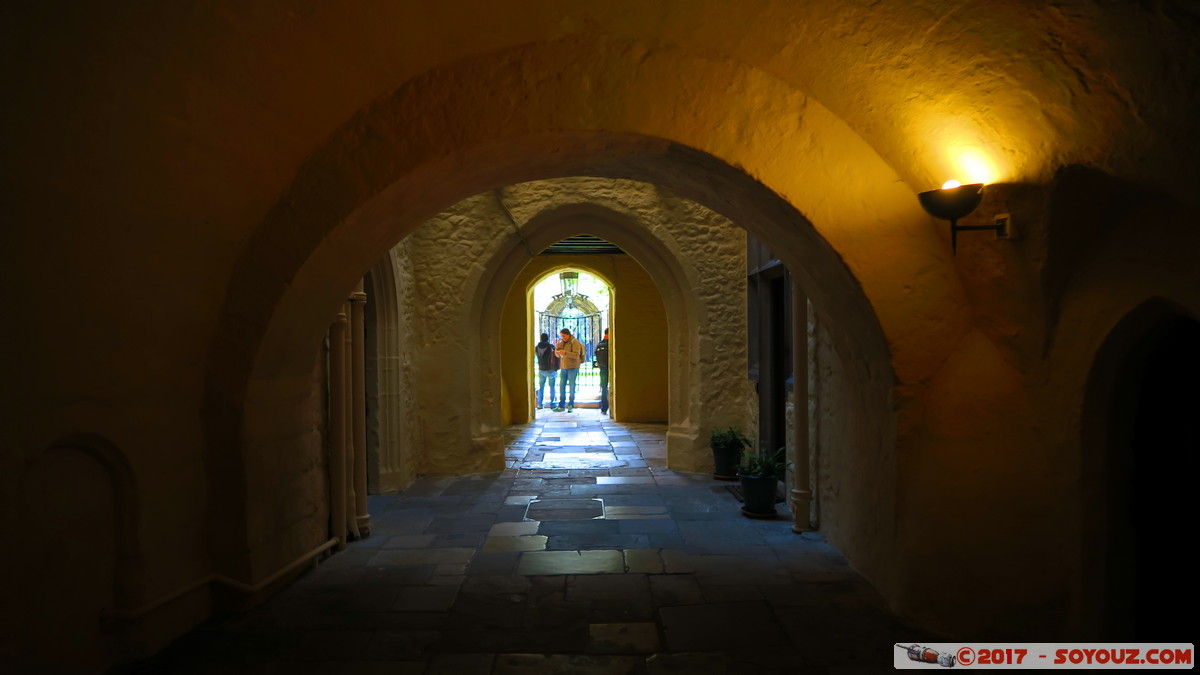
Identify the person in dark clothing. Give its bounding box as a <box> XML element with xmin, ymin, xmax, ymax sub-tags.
<box><xmin>555</xmin><ymin>328</ymin><xmax>586</xmax><ymax>412</ymax></box>
<box><xmin>534</xmin><ymin>333</ymin><xmax>559</xmax><ymax>409</ymax></box>
<box><xmin>595</xmin><ymin>327</ymin><xmax>610</xmax><ymax>414</ymax></box>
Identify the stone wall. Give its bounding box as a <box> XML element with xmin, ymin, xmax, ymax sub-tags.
<box><xmin>383</xmin><ymin>178</ymin><xmax>751</xmax><ymax>475</ymax></box>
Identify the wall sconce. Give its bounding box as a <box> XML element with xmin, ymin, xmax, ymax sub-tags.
<box><xmin>918</xmin><ymin>181</ymin><xmax>1010</xmax><ymax>254</ymax></box>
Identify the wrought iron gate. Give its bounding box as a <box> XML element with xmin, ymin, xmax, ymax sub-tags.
<box><xmin>535</xmin><ymin>272</ymin><xmax>607</xmax><ymax>404</ymax></box>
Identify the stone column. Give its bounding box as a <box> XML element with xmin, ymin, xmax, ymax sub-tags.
<box><xmin>350</xmin><ymin>281</ymin><xmax>371</xmax><ymax>537</ymax></box>
<box><xmin>329</xmin><ymin>307</ymin><xmax>349</xmax><ymax>550</ymax></box>
<box><xmin>790</xmin><ymin>279</ymin><xmax>813</xmax><ymax>532</ymax></box>
<box><xmin>344</xmin><ymin>305</ymin><xmax>360</xmax><ymax>541</ymax></box>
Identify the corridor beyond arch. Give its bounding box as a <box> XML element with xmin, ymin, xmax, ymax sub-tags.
<box><xmin>483</xmin><ymin>205</ymin><xmax>702</xmax><ymax>470</ymax></box>
<box><xmin>509</xmin><ymin>251</ymin><xmax>665</xmax><ymax>422</ymax></box>
<box><xmin>202</xmin><ymin>36</ymin><xmax>934</xmax><ymax>627</ymax></box>
<box><xmin>520</xmin><ymin>263</ymin><xmax>652</xmax><ymax>420</ymax></box>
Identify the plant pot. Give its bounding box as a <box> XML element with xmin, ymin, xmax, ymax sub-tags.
<box><xmin>712</xmin><ymin>445</ymin><xmax>742</xmax><ymax>481</ymax></box>
<box><xmin>738</xmin><ymin>474</ymin><xmax>778</xmax><ymax>517</ymax></box>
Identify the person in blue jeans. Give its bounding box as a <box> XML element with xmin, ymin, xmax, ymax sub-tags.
<box><xmin>534</xmin><ymin>333</ymin><xmax>558</xmax><ymax>409</ymax></box>
<box><xmin>554</xmin><ymin>328</ymin><xmax>586</xmax><ymax>412</ymax></box>
<box><xmin>595</xmin><ymin>327</ymin><xmax>610</xmax><ymax>414</ymax></box>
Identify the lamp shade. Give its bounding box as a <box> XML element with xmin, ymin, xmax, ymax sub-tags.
<box><xmin>917</xmin><ymin>183</ymin><xmax>983</xmax><ymax>221</ymax></box>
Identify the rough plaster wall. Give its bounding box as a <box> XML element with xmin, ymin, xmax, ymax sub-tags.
<box><xmin>650</xmin><ymin>186</ymin><xmax>754</xmax><ymax>436</ymax></box>
<box><xmin>403</xmin><ymin>194</ymin><xmax>512</xmax><ymax>474</ymax></box>
<box><xmin>395</xmin><ymin>177</ymin><xmax>749</xmax><ymax>472</ymax></box>
<box><xmin>744</xmin><ymin>386</ymin><xmax>761</xmax><ymax>462</ymax></box>
<box><xmin>806</xmin><ymin>307</ymin><xmax>902</xmax><ymax>611</ymax></box>
<box><xmin>605</xmin><ymin>260</ymin><xmax>670</xmax><ymax>423</ymax></box>
<box><xmin>245</xmin><ymin>348</ymin><xmax>331</xmax><ymax>577</ymax></box>
<box><xmin>500</xmin><ymin>179</ymin><xmax>752</xmax><ymax>439</ymax></box>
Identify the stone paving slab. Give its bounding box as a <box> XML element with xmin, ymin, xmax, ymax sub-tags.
<box><xmin>596</xmin><ymin>476</ymin><xmax>656</xmax><ymax>484</ymax></box>
<box><xmin>589</xmin><ymin>622</ymin><xmax>661</xmax><ymax>654</ymax></box>
<box><xmin>127</xmin><ymin>410</ymin><xmax>941</xmax><ymax>673</ymax></box>
<box><xmin>490</xmin><ymin>521</ymin><xmax>539</xmax><ymax>536</ymax></box>
<box><xmin>484</xmin><ymin>535</ymin><xmax>550</xmax><ymax>553</ymax></box>
<box><xmin>466</xmin><ymin>551</ymin><xmax>521</xmax><ymax>576</ymax></box>
<box><xmin>367</xmin><ymin>547</ymin><xmax>476</xmax><ymax>566</ymax></box>
<box><xmin>544</xmin><ymin>534</ymin><xmax>651</xmax><ymax>550</ymax></box>
<box><xmin>426</xmin><ymin>652</ymin><xmax>497</xmax><ymax>674</ymax></box>
<box><xmin>537</xmin><ymin>519</ymin><xmax>621</xmax><ymax>535</ymax></box>
<box><xmin>517</xmin><ymin>550</ymin><xmax>625</xmax><ymax>575</ymax></box>
<box><xmin>623</xmin><ymin>549</ymin><xmax>665</xmax><ymax>574</ymax></box>
<box><xmin>603</xmin><ymin>505</ymin><xmax>669</xmax><ymax>518</ymax></box>
<box><xmin>493</xmin><ymin>652</ymin><xmax>645</xmax><ymax>674</ymax></box>
<box><xmin>659</xmin><ymin>601</ymin><xmax>788</xmax><ymax>652</ymax></box>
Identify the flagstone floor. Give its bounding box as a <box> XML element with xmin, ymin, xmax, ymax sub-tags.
<box><xmin>126</xmin><ymin>410</ymin><xmax>938</xmax><ymax>674</ymax></box>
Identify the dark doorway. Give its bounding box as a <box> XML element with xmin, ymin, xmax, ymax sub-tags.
<box><xmin>1089</xmin><ymin>307</ymin><xmax>1199</xmax><ymax>640</ymax></box>
<box><xmin>747</xmin><ymin>234</ymin><xmax>792</xmax><ymax>458</ymax></box>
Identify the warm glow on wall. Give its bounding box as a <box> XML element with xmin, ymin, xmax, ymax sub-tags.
<box><xmin>917</xmin><ymin>113</ymin><xmax>1010</xmax><ymax>186</ymax></box>
<box><xmin>950</xmin><ymin>146</ymin><xmax>1000</xmax><ymax>185</ymax></box>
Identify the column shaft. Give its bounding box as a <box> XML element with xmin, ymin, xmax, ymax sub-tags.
<box><xmin>351</xmin><ymin>281</ymin><xmax>371</xmax><ymax>536</ymax></box>
<box><xmin>329</xmin><ymin>309</ymin><xmax>349</xmax><ymax>550</ymax></box>
<box><xmin>344</xmin><ymin>308</ymin><xmax>360</xmax><ymax>540</ymax></box>
<box><xmin>790</xmin><ymin>280</ymin><xmax>813</xmax><ymax>532</ymax></box>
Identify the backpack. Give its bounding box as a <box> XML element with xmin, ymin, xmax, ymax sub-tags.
<box><xmin>536</xmin><ymin>342</ymin><xmax>559</xmax><ymax>371</ymax></box>
<box><xmin>594</xmin><ymin>339</ymin><xmax>609</xmax><ymax>368</ymax></box>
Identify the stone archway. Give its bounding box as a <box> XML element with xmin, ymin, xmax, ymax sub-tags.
<box><xmin>476</xmin><ymin>198</ymin><xmax>743</xmax><ymax>473</ymax></box>
<box><xmin>515</xmin><ymin>264</ymin><xmax>630</xmax><ymax>420</ymax></box>
<box><xmin>202</xmin><ymin>38</ymin><xmax>951</xmax><ymax>596</ymax></box>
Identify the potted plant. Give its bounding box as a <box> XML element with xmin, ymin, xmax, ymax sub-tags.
<box><xmin>710</xmin><ymin>426</ymin><xmax>751</xmax><ymax>481</ymax></box>
<box><xmin>738</xmin><ymin>447</ymin><xmax>787</xmax><ymax>518</ymax></box>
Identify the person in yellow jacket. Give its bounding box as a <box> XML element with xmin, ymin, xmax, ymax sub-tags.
<box><xmin>554</xmin><ymin>328</ymin><xmax>587</xmax><ymax>412</ymax></box>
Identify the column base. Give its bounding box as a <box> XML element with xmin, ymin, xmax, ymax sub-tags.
<box><xmin>789</xmin><ymin>488</ymin><xmax>814</xmax><ymax>532</ymax></box>
<box><xmin>665</xmin><ymin>426</ymin><xmax>702</xmax><ymax>472</ymax></box>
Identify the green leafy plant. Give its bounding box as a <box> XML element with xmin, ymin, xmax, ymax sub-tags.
<box><xmin>709</xmin><ymin>426</ymin><xmax>752</xmax><ymax>452</ymax></box>
<box><xmin>739</xmin><ymin>447</ymin><xmax>788</xmax><ymax>478</ymax></box>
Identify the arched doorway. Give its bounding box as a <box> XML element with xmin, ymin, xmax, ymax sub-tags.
<box><xmin>203</xmin><ymin>37</ymin><xmax>925</xmax><ymax>599</ymax></box>
<box><xmin>531</xmin><ymin>269</ymin><xmax>611</xmax><ymax>415</ymax></box>
<box><xmin>509</xmin><ymin>250</ymin><xmax>670</xmax><ymax>427</ymax></box>
<box><xmin>1082</xmin><ymin>299</ymin><xmax>1200</xmax><ymax>639</ymax></box>
<box><xmin>482</xmin><ymin>203</ymin><xmax>706</xmax><ymax>468</ymax></box>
